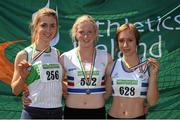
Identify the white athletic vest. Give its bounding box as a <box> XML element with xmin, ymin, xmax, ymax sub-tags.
<box><xmin>62</xmin><ymin>48</ymin><xmax>108</xmax><ymax>94</ymax></box>
<box><xmin>25</xmin><ymin>45</ymin><xmax>63</xmax><ymax>108</ymax></box>
<box><xmin>111</xmin><ymin>58</ymin><xmax>149</xmax><ymax>98</ymax></box>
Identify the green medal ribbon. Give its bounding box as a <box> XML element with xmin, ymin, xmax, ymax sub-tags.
<box><xmin>76</xmin><ymin>48</ymin><xmax>96</xmax><ymax>86</ymax></box>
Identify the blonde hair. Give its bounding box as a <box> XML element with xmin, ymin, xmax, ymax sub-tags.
<box><xmin>30</xmin><ymin>7</ymin><xmax>58</xmax><ymax>43</ymax></box>
<box><xmin>70</xmin><ymin>15</ymin><xmax>98</xmax><ymax>43</ymax></box>
<box><xmin>115</xmin><ymin>23</ymin><xmax>140</xmax><ymax>50</ymax></box>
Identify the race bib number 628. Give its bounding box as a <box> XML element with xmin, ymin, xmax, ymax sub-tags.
<box><xmin>119</xmin><ymin>86</ymin><xmax>135</xmax><ymax>96</ymax></box>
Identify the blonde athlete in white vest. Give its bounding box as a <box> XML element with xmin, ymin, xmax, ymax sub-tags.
<box><xmin>105</xmin><ymin>23</ymin><xmax>159</xmax><ymax>119</ymax></box>
<box><xmin>59</xmin><ymin>15</ymin><xmax>113</xmax><ymax>119</ymax></box>
<box><xmin>11</xmin><ymin>8</ymin><xmax>63</xmax><ymax>119</ymax></box>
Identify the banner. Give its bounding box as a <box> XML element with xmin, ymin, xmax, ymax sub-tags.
<box><xmin>0</xmin><ymin>0</ymin><xmax>180</xmax><ymax>118</ymax></box>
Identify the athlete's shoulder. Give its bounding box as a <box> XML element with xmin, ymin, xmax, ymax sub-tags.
<box><xmin>60</xmin><ymin>48</ymin><xmax>76</xmax><ymax>61</ymax></box>
<box><xmin>96</xmin><ymin>48</ymin><xmax>108</xmax><ymax>56</ymax></box>
<box><xmin>63</xmin><ymin>48</ymin><xmax>76</xmax><ymax>55</ymax></box>
<box><xmin>24</xmin><ymin>45</ymin><xmax>33</xmax><ymax>53</ymax></box>
<box><xmin>117</xmin><ymin>57</ymin><xmax>122</xmax><ymax>62</ymax></box>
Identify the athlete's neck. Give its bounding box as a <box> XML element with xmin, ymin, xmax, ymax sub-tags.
<box><xmin>77</xmin><ymin>47</ymin><xmax>95</xmax><ymax>62</ymax></box>
<box><xmin>34</xmin><ymin>41</ymin><xmax>50</xmax><ymax>51</ymax></box>
<box><xmin>123</xmin><ymin>54</ymin><xmax>139</xmax><ymax>68</ymax></box>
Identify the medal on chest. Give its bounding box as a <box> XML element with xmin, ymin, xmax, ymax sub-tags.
<box><xmin>76</xmin><ymin>49</ymin><xmax>96</xmax><ymax>94</ymax></box>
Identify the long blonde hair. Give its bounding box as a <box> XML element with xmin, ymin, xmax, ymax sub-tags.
<box><xmin>30</xmin><ymin>8</ymin><xmax>58</xmax><ymax>43</ymax></box>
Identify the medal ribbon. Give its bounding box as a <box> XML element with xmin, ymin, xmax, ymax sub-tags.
<box><xmin>77</xmin><ymin>48</ymin><xmax>96</xmax><ymax>85</ymax></box>
<box><xmin>31</xmin><ymin>44</ymin><xmax>49</xmax><ymax>64</ymax></box>
<box><xmin>123</xmin><ymin>57</ymin><xmax>149</xmax><ymax>73</ymax></box>
<box><xmin>129</xmin><ymin>60</ymin><xmax>148</xmax><ymax>73</ymax></box>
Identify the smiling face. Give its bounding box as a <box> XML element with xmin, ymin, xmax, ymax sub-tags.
<box><xmin>117</xmin><ymin>28</ymin><xmax>137</xmax><ymax>57</ymax></box>
<box><xmin>31</xmin><ymin>8</ymin><xmax>58</xmax><ymax>44</ymax></box>
<box><xmin>71</xmin><ymin>15</ymin><xmax>98</xmax><ymax>48</ymax></box>
<box><xmin>76</xmin><ymin>21</ymin><xmax>97</xmax><ymax>48</ymax></box>
<box><xmin>36</xmin><ymin>15</ymin><xmax>57</xmax><ymax>44</ymax></box>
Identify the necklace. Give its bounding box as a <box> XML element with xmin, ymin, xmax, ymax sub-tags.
<box><xmin>76</xmin><ymin>48</ymin><xmax>96</xmax><ymax>87</ymax></box>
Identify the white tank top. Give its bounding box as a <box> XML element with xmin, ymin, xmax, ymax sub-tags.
<box><xmin>25</xmin><ymin>45</ymin><xmax>63</xmax><ymax>108</ymax></box>
<box><xmin>111</xmin><ymin>58</ymin><xmax>149</xmax><ymax>98</ymax></box>
<box><xmin>62</xmin><ymin>48</ymin><xmax>108</xmax><ymax>94</ymax></box>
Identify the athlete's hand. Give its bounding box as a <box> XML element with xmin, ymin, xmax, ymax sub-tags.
<box><xmin>147</xmin><ymin>57</ymin><xmax>159</xmax><ymax>76</ymax></box>
<box><xmin>144</xmin><ymin>104</ymin><xmax>149</xmax><ymax>114</ymax></box>
<box><xmin>22</xmin><ymin>90</ymin><xmax>31</xmax><ymax>105</ymax></box>
<box><xmin>62</xmin><ymin>80</ymin><xmax>68</xmax><ymax>99</ymax></box>
<box><xmin>18</xmin><ymin>60</ymin><xmax>31</xmax><ymax>80</ymax></box>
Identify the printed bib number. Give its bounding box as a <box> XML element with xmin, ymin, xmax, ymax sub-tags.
<box><xmin>80</xmin><ymin>77</ymin><xmax>97</xmax><ymax>86</ymax></box>
<box><xmin>41</xmin><ymin>64</ymin><xmax>60</xmax><ymax>82</ymax></box>
<box><xmin>119</xmin><ymin>86</ymin><xmax>135</xmax><ymax>96</ymax></box>
<box><xmin>46</xmin><ymin>70</ymin><xmax>59</xmax><ymax>81</ymax></box>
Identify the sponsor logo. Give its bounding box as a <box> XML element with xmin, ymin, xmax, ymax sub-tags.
<box><xmin>68</xmin><ymin>68</ymin><xmax>76</xmax><ymax>71</ymax></box>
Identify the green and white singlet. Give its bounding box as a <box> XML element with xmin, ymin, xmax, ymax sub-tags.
<box><xmin>25</xmin><ymin>46</ymin><xmax>63</xmax><ymax>108</ymax></box>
